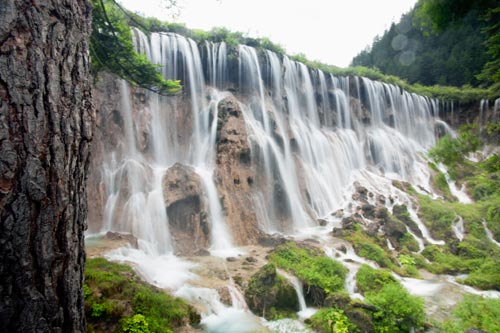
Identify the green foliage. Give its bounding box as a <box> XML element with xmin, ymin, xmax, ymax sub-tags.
<box><xmin>439</xmin><ymin>295</ymin><xmax>500</xmax><ymax>333</ymax></box>
<box><xmin>90</xmin><ymin>0</ymin><xmax>181</xmax><ymax>94</ymax></box>
<box><xmin>399</xmin><ymin>233</ymin><xmax>420</xmax><ymax>252</ymax></box>
<box><xmin>429</xmin><ymin>126</ymin><xmax>482</xmax><ymax>167</ymax></box>
<box><xmin>355</xmin><ymin>265</ymin><xmax>398</xmax><ymax>295</ymax></box>
<box><xmin>84</xmin><ymin>257</ymin><xmax>199</xmax><ymax>333</ymax></box>
<box><xmin>365</xmin><ymin>283</ymin><xmax>425</xmax><ymax>333</ymax></box>
<box><xmin>309</xmin><ymin>308</ymin><xmax>356</xmax><ymax>333</ymax></box>
<box><xmin>343</xmin><ymin>228</ymin><xmax>395</xmax><ymax>270</ymax></box>
<box><xmin>269</xmin><ymin>242</ymin><xmax>347</xmax><ymax>295</ymax></box>
<box><xmin>464</xmin><ymin>258</ymin><xmax>500</xmax><ymax>290</ymax></box>
<box><xmin>121</xmin><ymin>314</ymin><xmax>151</xmax><ymax>333</ymax></box>
<box><xmin>417</xmin><ymin>194</ymin><xmax>456</xmax><ymax>239</ymax></box>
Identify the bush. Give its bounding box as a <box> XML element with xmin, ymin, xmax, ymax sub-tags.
<box><xmin>121</xmin><ymin>314</ymin><xmax>152</xmax><ymax>333</ymax></box>
<box><xmin>309</xmin><ymin>308</ymin><xmax>356</xmax><ymax>333</ymax></box>
<box><xmin>440</xmin><ymin>295</ymin><xmax>500</xmax><ymax>333</ymax></box>
<box><xmin>365</xmin><ymin>283</ymin><xmax>425</xmax><ymax>333</ymax></box>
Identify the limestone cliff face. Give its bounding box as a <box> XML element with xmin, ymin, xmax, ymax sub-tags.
<box><xmin>214</xmin><ymin>96</ymin><xmax>261</xmax><ymax>245</ymax></box>
<box><xmin>163</xmin><ymin>163</ymin><xmax>210</xmax><ymax>255</ymax></box>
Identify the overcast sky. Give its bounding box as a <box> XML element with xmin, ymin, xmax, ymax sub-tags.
<box><xmin>119</xmin><ymin>0</ymin><xmax>417</xmax><ymax>68</ymax></box>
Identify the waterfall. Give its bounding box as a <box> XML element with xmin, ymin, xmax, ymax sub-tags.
<box><xmin>483</xmin><ymin>219</ymin><xmax>500</xmax><ymax>248</ymax></box>
<box><xmin>452</xmin><ymin>216</ymin><xmax>465</xmax><ymax>241</ymax></box>
<box><xmin>95</xmin><ymin>29</ymin><xmax>449</xmax><ymax>257</ymax></box>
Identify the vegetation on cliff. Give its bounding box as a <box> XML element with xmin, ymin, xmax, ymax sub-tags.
<box><xmin>90</xmin><ymin>0</ymin><xmax>181</xmax><ymax>94</ymax></box>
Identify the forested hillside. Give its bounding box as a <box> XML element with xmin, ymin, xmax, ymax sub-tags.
<box><xmin>351</xmin><ymin>0</ymin><xmax>498</xmax><ymax>88</ymax></box>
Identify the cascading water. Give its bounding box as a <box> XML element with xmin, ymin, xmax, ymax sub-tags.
<box><xmin>89</xmin><ymin>28</ymin><xmax>485</xmax><ymax>331</ymax></box>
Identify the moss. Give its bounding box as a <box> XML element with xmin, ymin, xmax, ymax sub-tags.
<box><xmin>431</xmin><ymin>172</ymin><xmax>457</xmax><ymax>202</ymax></box>
<box><xmin>269</xmin><ymin>242</ymin><xmax>347</xmax><ymax>300</ymax></box>
<box><xmin>343</xmin><ymin>228</ymin><xmax>396</xmax><ymax>270</ymax></box>
<box><xmin>355</xmin><ymin>265</ymin><xmax>398</xmax><ymax>295</ymax></box>
<box><xmin>84</xmin><ymin>258</ymin><xmax>199</xmax><ymax>333</ymax></box>
<box><xmin>244</xmin><ymin>263</ymin><xmax>298</xmax><ymax>320</ymax></box>
<box><xmin>417</xmin><ymin>194</ymin><xmax>456</xmax><ymax>240</ymax></box>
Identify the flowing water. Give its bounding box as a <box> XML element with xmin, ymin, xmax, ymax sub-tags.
<box><xmin>89</xmin><ymin>30</ymin><xmax>500</xmax><ymax>330</ymax></box>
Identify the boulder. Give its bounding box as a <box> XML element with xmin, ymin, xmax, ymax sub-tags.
<box><xmin>244</xmin><ymin>264</ymin><xmax>298</xmax><ymax>320</ymax></box>
<box><xmin>162</xmin><ymin>163</ymin><xmax>210</xmax><ymax>256</ymax></box>
<box><xmin>104</xmin><ymin>231</ymin><xmax>139</xmax><ymax>249</ymax></box>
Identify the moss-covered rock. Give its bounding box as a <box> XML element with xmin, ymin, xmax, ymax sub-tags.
<box><xmin>84</xmin><ymin>257</ymin><xmax>200</xmax><ymax>333</ymax></box>
<box><xmin>268</xmin><ymin>242</ymin><xmax>347</xmax><ymax>306</ymax></box>
<box><xmin>244</xmin><ymin>263</ymin><xmax>298</xmax><ymax>320</ymax></box>
<box><xmin>355</xmin><ymin>265</ymin><xmax>398</xmax><ymax>295</ymax></box>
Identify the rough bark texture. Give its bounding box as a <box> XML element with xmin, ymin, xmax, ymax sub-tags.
<box><xmin>0</xmin><ymin>1</ymin><xmax>93</xmax><ymax>332</ymax></box>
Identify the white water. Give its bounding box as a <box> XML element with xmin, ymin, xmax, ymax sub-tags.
<box><xmin>436</xmin><ymin>163</ymin><xmax>472</xmax><ymax>204</ymax></box>
<box><xmin>278</xmin><ymin>270</ymin><xmax>317</xmax><ymax>320</ymax></box>
<box><xmin>89</xmin><ymin>29</ymin><xmax>500</xmax><ymax>330</ymax></box>
<box><xmin>483</xmin><ymin>219</ymin><xmax>500</xmax><ymax>247</ymax></box>
<box><xmin>452</xmin><ymin>216</ymin><xmax>465</xmax><ymax>241</ymax></box>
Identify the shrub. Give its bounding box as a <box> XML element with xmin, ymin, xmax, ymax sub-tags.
<box><xmin>121</xmin><ymin>314</ymin><xmax>152</xmax><ymax>333</ymax></box>
<box><xmin>365</xmin><ymin>283</ymin><xmax>425</xmax><ymax>333</ymax></box>
<box><xmin>440</xmin><ymin>295</ymin><xmax>500</xmax><ymax>333</ymax></box>
<box><xmin>309</xmin><ymin>308</ymin><xmax>356</xmax><ymax>333</ymax></box>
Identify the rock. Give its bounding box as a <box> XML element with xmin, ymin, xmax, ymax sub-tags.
<box><xmin>342</xmin><ymin>213</ymin><xmax>363</xmax><ymax>230</ymax></box>
<box><xmin>104</xmin><ymin>231</ymin><xmax>139</xmax><ymax>249</ymax></box>
<box><xmin>332</xmin><ymin>227</ymin><xmax>344</xmax><ymax>237</ymax></box>
<box><xmin>366</xmin><ymin>222</ymin><xmax>380</xmax><ymax>237</ymax></box>
<box><xmin>258</xmin><ymin>234</ymin><xmax>287</xmax><ymax>247</ymax></box>
<box><xmin>226</xmin><ymin>257</ymin><xmax>238</xmax><ymax>262</ymax></box>
<box><xmin>334</xmin><ymin>209</ymin><xmax>344</xmax><ymax>218</ymax></box>
<box><xmin>217</xmin><ymin>287</ymin><xmax>232</xmax><ymax>306</ymax></box>
<box><xmin>361</xmin><ymin>204</ymin><xmax>376</xmax><ymax>219</ymax></box>
<box><xmin>194</xmin><ymin>249</ymin><xmax>211</xmax><ymax>256</ymax></box>
<box><xmin>244</xmin><ymin>264</ymin><xmax>298</xmax><ymax>319</ymax></box>
<box><xmin>163</xmin><ymin>163</ymin><xmax>210</xmax><ymax>256</ymax></box>
<box><xmin>353</xmin><ymin>181</ymin><xmax>369</xmax><ymax>202</ymax></box>
<box><xmin>336</xmin><ymin>244</ymin><xmax>347</xmax><ymax>253</ymax></box>
<box><xmin>245</xmin><ymin>256</ymin><xmax>258</xmax><ymax>263</ymax></box>
<box><xmin>317</xmin><ymin>218</ymin><xmax>328</xmax><ymax>226</ymax></box>
<box><xmin>392</xmin><ymin>204</ymin><xmax>423</xmax><ymax>238</ymax></box>
<box><xmin>214</xmin><ymin>95</ymin><xmax>261</xmax><ymax>245</ymax></box>
<box><xmin>376</xmin><ymin>194</ymin><xmax>386</xmax><ymax>205</ymax></box>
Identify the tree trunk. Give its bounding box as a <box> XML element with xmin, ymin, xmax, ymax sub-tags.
<box><xmin>0</xmin><ymin>0</ymin><xmax>93</xmax><ymax>331</ymax></box>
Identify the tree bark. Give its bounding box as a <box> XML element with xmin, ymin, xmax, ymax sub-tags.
<box><xmin>0</xmin><ymin>0</ymin><xmax>93</xmax><ymax>331</ymax></box>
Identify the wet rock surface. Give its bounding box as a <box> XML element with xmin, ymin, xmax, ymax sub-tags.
<box><xmin>163</xmin><ymin>163</ymin><xmax>211</xmax><ymax>256</ymax></box>
<box><xmin>214</xmin><ymin>95</ymin><xmax>261</xmax><ymax>245</ymax></box>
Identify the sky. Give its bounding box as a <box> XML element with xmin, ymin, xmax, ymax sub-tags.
<box><xmin>119</xmin><ymin>0</ymin><xmax>417</xmax><ymax>68</ymax></box>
